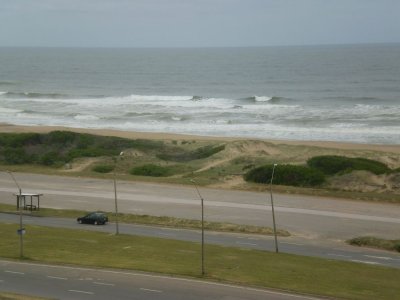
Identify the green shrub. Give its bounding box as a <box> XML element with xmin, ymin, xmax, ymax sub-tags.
<box><xmin>130</xmin><ymin>164</ymin><xmax>171</xmax><ymax>177</ymax></box>
<box><xmin>0</xmin><ymin>133</ymin><xmax>41</xmax><ymax>147</ymax></box>
<box><xmin>46</xmin><ymin>131</ymin><xmax>78</xmax><ymax>145</ymax></box>
<box><xmin>244</xmin><ymin>164</ymin><xmax>325</xmax><ymax>187</ymax></box>
<box><xmin>158</xmin><ymin>144</ymin><xmax>225</xmax><ymax>162</ymax></box>
<box><xmin>307</xmin><ymin>155</ymin><xmax>390</xmax><ymax>175</ymax></box>
<box><xmin>39</xmin><ymin>151</ymin><xmax>66</xmax><ymax>166</ymax></box>
<box><xmin>348</xmin><ymin>236</ymin><xmax>400</xmax><ymax>253</ymax></box>
<box><xmin>0</xmin><ymin>131</ymin><xmax>166</xmax><ymax>168</ymax></box>
<box><xmin>1</xmin><ymin>147</ymin><xmax>33</xmax><ymax>164</ymax></box>
<box><xmin>92</xmin><ymin>165</ymin><xmax>115</xmax><ymax>173</ymax></box>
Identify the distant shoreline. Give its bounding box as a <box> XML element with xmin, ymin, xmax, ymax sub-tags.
<box><xmin>1</xmin><ymin>123</ymin><xmax>399</xmax><ymax>154</ymax></box>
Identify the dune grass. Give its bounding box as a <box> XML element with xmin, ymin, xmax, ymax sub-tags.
<box><xmin>0</xmin><ymin>223</ymin><xmax>399</xmax><ymax>300</ymax></box>
<box><xmin>348</xmin><ymin>236</ymin><xmax>400</xmax><ymax>253</ymax></box>
<box><xmin>0</xmin><ymin>293</ymin><xmax>51</xmax><ymax>300</ymax></box>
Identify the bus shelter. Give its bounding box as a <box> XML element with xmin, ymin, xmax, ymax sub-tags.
<box><xmin>15</xmin><ymin>193</ymin><xmax>43</xmax><ymax>211</ymax></box>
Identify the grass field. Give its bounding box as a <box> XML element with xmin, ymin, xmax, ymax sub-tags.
<box><xmin>0</xmin><ymin>293</ymin><xmax>50</xmax><ymax>300</ymax></box>
<box><xmin>0</xmin><ymin>223</ymin><xmax>399</xmax><ymax>300</ymax></box>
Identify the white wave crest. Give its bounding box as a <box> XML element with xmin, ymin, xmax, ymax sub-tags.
<box><xmin>74</xmin><ymin>114</ymin><xmax>99</xmax><ymax>121</ymax></box>
<box><xmin>128</xmin><ymin>94</ymin><xmax>194</xmax><ymax>101</ymax></box>
<box><xmin>0</xmin><ymin>91</ymin><xmax>7</xmax><ymax>96</ymax></box>
<box><xmin>254</xmin><ymin>96</ymin><xmax>273</xmax><ymax>102</ymax></box>
<box><xmin>0</xmin><ymin>106</ymin><xmax>21</xmax><ymax>113</ymax></box>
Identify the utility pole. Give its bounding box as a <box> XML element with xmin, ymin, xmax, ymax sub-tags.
<box><xmin>7</xmin><ymin>171</ymin><xmax>24</xmax><ymax>258</ymax></box>
<box><xmin>270</xmin><ymin>164</ymin><xmax>279</xmax><ymax>253</ymax></box>
<box><xmin>113</xmin><ymin>152</ymin><xmax>124</xmax><ymax>235</ymax></box>
<box><xmin>191</xmin><ymin>179</ymin><xmax>205</xmax><ymax>276</ymax></box>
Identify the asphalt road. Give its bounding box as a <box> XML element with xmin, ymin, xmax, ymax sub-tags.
<box><xmin>0</xmin><ymin>260</ymin><xmax>322</xmax><ymax>300</ymax></box>
<box><xmin>0</xmin><ymin>172</ymin><xmax>399</xmax><ymax>243</ymax></box>
<box><xmin>1</xmin><ymin>213</ymin><xmax>400</xmax><ymax>268</ymax></box>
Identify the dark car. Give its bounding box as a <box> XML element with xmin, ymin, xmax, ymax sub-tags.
<box><xmin>77</xmin><ymin>212</ymin><xmax>108</xmax><ymax>225</ymax></box>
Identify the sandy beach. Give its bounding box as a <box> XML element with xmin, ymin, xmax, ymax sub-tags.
<box><xmin>1</xmin><ymin>123</ymin><xmax>399</xmax><ymax>154</ymax></box>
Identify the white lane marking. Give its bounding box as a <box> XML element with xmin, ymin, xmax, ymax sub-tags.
<box><xmin>327</xmin><ymin>253</ymin><xmax>352</xmax><ymax>258</ymax></box>
<box><xmin>140</xmin><ymin>288</ymin><xmax>162</xmax><ymax>293</ymax></box>
<box><xmin>6</xmin><ymin>261</ymin><xmax>321</xmax><ymax>300</ymax></box>
<box><xmin>4</xmin><ymin>270</ymin><xmax>24</xmax><ymax>275</ymax></box>
<box><xmin>281</xmin><ymin>242</ymin><xmax>304</xmax><ymax>246</ymax></box>
<box><xmin>47</xmin><ymin>275</ymin><xmax>68</xmax><ymax>280</ymax></box>
<box><xmin>93</xmin><ymin>281</ymin><xmax>115</xmax><ymax>286</ymax></box>
<box><xmin>68</xmin><ymin>290</ymin><xmax>94</xmax><ymax>295</ymax></box>
<box><xmin>236</xmin><ymin>241</ymin><xmax>258</xmax><ymax>246</ymax></box>
<box><xmin>123</xmin><ymin>246</ymin><xmax>132</xmax><ymax>249</ymax></box>
<box><xmin>351</xmin><ymin>260</ymin><xmax>381</xmax><ymax>265</ymax></box>
<box><xmin>364</xmin><ymin>255</ymin><xmax>395</xmax><ymax>261</ymax></box>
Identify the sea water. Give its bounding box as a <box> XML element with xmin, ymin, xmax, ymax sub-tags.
<box><xmin>0</xmin><ymin>44</ymin><xmax>399</xmax><ymax>144</ymax></box>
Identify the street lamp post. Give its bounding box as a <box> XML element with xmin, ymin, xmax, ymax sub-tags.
<box><xmin>270</xmin><ymin>164</ymin><xmax>279</xmax><ymax>253</ymax></box>
<box><xmin>113</xmin><ymin>151</ymin><xmax>124</xmax><ymax>235</ymax></box>
<box><xmin>190</xmin><ymin>179</ymin><xmax>205</xmax><ymax>276</ymax></box>
<box><xmin>6</xmin><ymin>171</ymin><xmax>24</xmax><ymax>258</ymax></box>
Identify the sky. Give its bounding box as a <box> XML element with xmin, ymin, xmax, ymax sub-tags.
<box><xmin>0</xmin><ymin>0</ymin><xmax>399</xmax><ymax>48</ymax></box>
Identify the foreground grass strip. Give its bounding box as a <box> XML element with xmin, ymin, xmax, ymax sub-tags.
<box><xmin>1</xmin><ymin>224</ymin><xmax>399</xmax><ymax>300</ymax></box>
<box><xmin>348</xmin><ymin>236</ymin><xmax>400</xmax><ymax>253</ymax></box>
<box><xmin>0</xmin><ymin>204</ymin><xmax>289</xmax><ymax>236</ymax></box>
<box><xmin>0</xmin><ymin>293</ymin><xmax>51</xmax><ymax>300</ymax></box>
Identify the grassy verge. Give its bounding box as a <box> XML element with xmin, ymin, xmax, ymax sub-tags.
<box><xmin>0</xmin><ymin>292</ymin><xmax>51</xmax><ymax>300</ymax></box>
<box><xmin>347</xmin><ymin>236</ymin><xmax>400</xmax><ymax>253</ymax></box>
<box><xmin>1</xmin><ymin>223</ymin><xmax>399</xmax><ymax>300</ymax></box>
<box><xmin>0</xmin><ymin>203</ymin><xmax>290</xmax><ymax>236</ymax></box>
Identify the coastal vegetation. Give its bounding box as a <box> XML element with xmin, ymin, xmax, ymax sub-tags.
<box><xmin>307</xmin><ymin>155</ymin><xmax>391</xmax><ymax>175</ymax></box>
<box><xmin>347</xmin><ymin>236</ymin><xmax>400</xmax><ymax>253</ymax></box>
<box><xmin>1</xmin><ymin>223</ymin><xmax>399</xmax><ymax>300</ymax></box>
<box><xmin>92</xmin><ymin>164</ymin><xmax>115</xmax><ymax>173</ymax></box>
<box><xmin>1</xmin><ymin>130</ymin><xmax>400</xmax><ymax>202</ymax></box>
<box><xmin>244</xmin><ymin>164</ymin><xmax>326</xmax><ymax>187</ymax></box>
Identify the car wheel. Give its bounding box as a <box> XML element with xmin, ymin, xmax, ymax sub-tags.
<box><xmin>94</xmin><ymin>221</ymin><xmax>98</xmax><ymax>225</ymax></box>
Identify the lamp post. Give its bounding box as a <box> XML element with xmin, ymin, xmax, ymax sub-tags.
<box><xmin>270</xmin><ymin>164</ymin><xmax>279</xmax><ymax>253</ymax></box>
<box><xmin>6</xmin><ymin>171</ymin><xmax>23</xmax><ymax>258</ymax></box>
<box><xmin>190</xmin><ymin>179</ymin><xmax>205</xmax><ymax>276</ymax></box>
<box><xmin>113</xmin><ymin>151</ymin><xmax>124</xmax><ymax>235</ymax></box>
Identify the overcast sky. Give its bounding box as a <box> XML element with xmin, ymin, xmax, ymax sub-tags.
<box><xmin>0</xmin><ymin>0</ymin><xmax>399</xmax><ymax>48</ymax></box>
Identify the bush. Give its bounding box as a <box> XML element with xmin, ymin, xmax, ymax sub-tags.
<box><xmin>39</xmin><ymin>151</ymin><xmax>66</xmax><ymax>166</ymax></box>
<box><xmin>348</xmin><ymin>236</ymin><xmax>400</xmax><ymax>253</ymax></box>
<box><xmin>244</xmin><ymin>164</ymin><xmax>325</xmax><ymax>187</ymax></box>
<box><xmin>307</xmin><ymin>155</ymin><xmax>390</xmax><ymax>175</ymax></box>
<box><xmin>0</xmin><ymin>133</ymin><xmax>41</xmax><ymax>147</ymax></box>
<box><xmin>130</xmin><ymin>164</ymin><xmax>171</xmax><ymax>177</ymax></box>
<box><xmin>1</xmin><ymin>147</ymin><xmax>33</xmax><ymax>164</ymax></box>
<box><xmin>157</xmin><ymin>144</ymin><xmax>225</xmax><ymax>162</ymax></box>
<box><xmin>92</xmin><ymin>165</ymin><xmax>115</xmax><ymax>173</ymax></box>
<box><xmin>46</xmin><ymin>131</ymin><xmax>78</xmax><ymax>145</ymax></box>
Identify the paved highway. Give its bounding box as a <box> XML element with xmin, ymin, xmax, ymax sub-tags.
<box><xmin>0</xmin><ymin>260</ymin><xmax>322</xmax><ymax>300</ymax></box>
<box><xmin>0</xmin><ymin>173</ymin><xmax>399</xmax><ymax>243</ymax></box>
<box><xmin>1</xmin><ymin>213</ymin><xmax>400</xmax><ymax>268</ymax></box>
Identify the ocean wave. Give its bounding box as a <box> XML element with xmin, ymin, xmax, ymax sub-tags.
<box><xmin>243</xmin><ymin>96</ymin><xmax>285</xmax><ymax>103</ymax></box>
<box><xmin>74</xmin><ymin>114</ymin><xmax>100</xmax><ymax>121</ymax></box>
<box><xmin>0</xmin><ymin>106</ymin><xmax>22</xmax><ymax>113</ymax></box>
<box><xmin>127</xmin><ymin>94</ymin><xmax>194</xmax><ymax>101</ymax></box>
<box><xmin>0</xmin><ymin>81</ymin><xmax>16</xmax><ymax>86</ymax></box>
<box><xmin>4</xmin><ymin>91</ymin><xmax>70</xmax><ymax>99</ymax></box>
<box><xmin>325</xmin><ymin>96</ymin><xmax>380</xmax><ymax>103</ymax></box>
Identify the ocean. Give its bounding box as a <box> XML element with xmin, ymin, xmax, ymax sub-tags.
<box><xmin>0</xmin><ymin>44</ymin><xmax>399</xmax><ymax>144</ymax></box>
